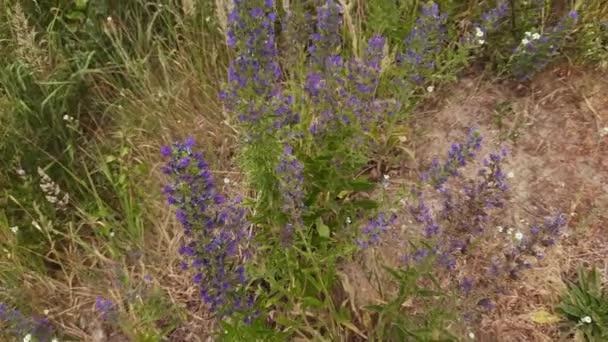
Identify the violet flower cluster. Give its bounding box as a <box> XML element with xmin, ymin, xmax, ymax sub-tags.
<box><xmin>406</xmin><ymin>130</ymin><xmax>509</xmax><ymax>273</ymax></box>
<box><xmin>421</xmin><ymin>128</ymin><xmax>483</xmax><ymax>189</ymax></box>
<box><xmin>399</xmin><ymin>130</ymin><xmax>567</xmax><ymax>314</ymax></box>
<box><xmin>162</xmin><ymin>138</ymin><xmax>255</xmax><ymax>320</ymax></box>
<box><xmin>478</xmin><ymin>0</ymin><xmax>510</xmax><ymax>31</ymax></box>
<box><xmin>95</xmin><ymin>296</ymin><xmax>117</xmax><ymax>321</ymax></box>
<box><xmin>305</xmin><ymin>32</ymin><xmax>399</xmax><ymax>143</ymax></box>
<box><xmin>309</xmin><ymin>0</ymin><xmax>343</xmax><ymax>69</ymax></box>
<box><xmin>511</xmin><ymin>10</ymin><xmax>579</xmax><ymax>80</ymax></box>
<box><xmin>0</xmin><ymin>303</ymin><xmax>54</xmax><ymax>341</ymax></box>
<box><xmin>410</xmin><ymin>191</ymin><xmax>440</xmax><ymax>238</ymax></box>
<box><xmin>355</xmin><ymin>212</ymin><xmax>397</xmax><ymax>248</ymax></box>
<box><xmin>465</xmin><ymin>0</ymin><xmax>510</xmax><ymax>46</ymax></box>
<box><xmin>397</xmin><ymin>2</ymin><xmax>448</xmax><ymax>85</ymax></box>
<box><xmin>221</xmin><ymin>0</ymin><xmax>299</xmax><ymax>134</ymax></box>
<box><xmin>276</xmin><ymin>144</ymin><xmax>306</xmax><ymax>236</ymax></box>
<box><xmin>500</xmin><ymin>212</ymin><xmax>567</xmax><ymax>280</ymax></box>
<box><xmin>281</xmin><ymin>4</ymin><xmax>313</xmax><ymax>67</ymax></box>
<box><xmin>471</xmin><ymin>211</ymin><xmax>567</xmax><ymax>310</ymax></box>
<box><xmin>444</xmin><ymin>149</ymin><xmax>510</xmax><ymax>234</ymax></box>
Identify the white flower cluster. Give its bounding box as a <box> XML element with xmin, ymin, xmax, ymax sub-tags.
<box><xmin>38</xmin><ymin>167</ymin><xmax>69</xmax><ymax>210</ymax></box>
<box><xmin>382</xmin><ymin>174</ymin><xmax>390</xmax><ymax>188</ymax></box>
<box><xmin>497</xmin><ymin>226</ymin><xmax>524</xmax><ymax>241</ymax></box>
<box><xmin>521</xmin><ymin>31</ymin><xmax>541</xmax><ymax>45</ymax></box>
<box><xmin>474</xmin><ymin>27</ymin><xmax>486</xmax><ymax>45</ymax></box>
<box><xmin>23</xmin><ymin>334</ymin><xmax>59</xmax><ymax>342</ymax></box>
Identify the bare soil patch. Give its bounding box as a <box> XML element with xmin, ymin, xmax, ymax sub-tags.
<box><xmin>348</xmin><ymin>66</ymin><xmax>608</xmax><ymax>341</ymax></box>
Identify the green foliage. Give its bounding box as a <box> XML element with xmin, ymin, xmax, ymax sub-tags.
<box><xmin>575</xmin><ymin>1</ymin><xmax>608</xmax><ymax>69</ymax></box>
<box><xmin>367</xmin><ymin>264</ymin><xmax>457</xmax><ymax>341</ymax></box>
<box><xmin>557</xmin><ymin>266</ymin><xmax>608</xmax><ymax>341</ymax></box>
<box><xmin>102</xmin><ymin>271</ymin><xmax>185</xmax><ymax>341</ymax></box>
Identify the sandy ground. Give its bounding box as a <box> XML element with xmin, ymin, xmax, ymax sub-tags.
<box><xmin>347</xmin><ymin>66</ymin><xmax>608</xmax><ymax>341</ymax></box>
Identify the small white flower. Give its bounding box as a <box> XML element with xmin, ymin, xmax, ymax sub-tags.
<box><xmin>399</xmin><ymin>199</ymin><xmax>407</xmax><ymax>206</ymax></box>
<box><xmin>23</xmin><ymin>334</ymin><xmax>32</xmax><ymax>342</ymax></box>
<box><xmin>10</xmin><ymin>226</ymin><xmax>19</xmax><ymax>234</ymax></box>
<box><xmin>507</xmin><ymin>171</ymin><xmax>514</xmax><ymax>178</ymax></box>
<box><xmin>223</xmin><ymin>177</ymin><xmax>231</xmax><ymax>185</ymax></box>
<box><xmin>515</xmin><ymin>231</ymin><xmax>524</xmax><ymax>241</ymax></box>
<box><xmin>600</xmin><ymin>127</ymin><xmax>608</xmax><ymax>137</ymax></box>
<box><xmin>109</xmin><ymin>231</ymin><xmax>115</xmax><ymax>238</ymax></box>
<box><xmin>17</xmin><ymin>169</ymin><xmax>26</xmax><ymax>177</ymax></box>
<box><xmin>475</xmin><ymin>27</ymin><xmax>484</xmax><ymax>38</ymax></box>
<box><xmin>427</xmin><ymin>86</ymin><xmax>434</xmax><ymax>93</ymax></box>
<box><xmin>524</xmin><ymin>31</ymin><xmax>532</xmax><ymax>37</ymax></box>
<box><xmin>581</xmin><ymin>316</ymin><xmax>592</xmax><ymax>324</ymax></box>
<box><xmin>52</xmin><ymin>339</ymin><xmax>59</xmax><ymax>342</ymax></box>
<box><xmin>106</xmin><ymin>16</ymin><xmax>113</xmax><ymax>22</ymax></box>
<box><xmin>44</xmin><ymin>309</ymin><xmax>50</xmax><ymax>315</ymax></box>
<box><xmin>507</xmin><ymin>228</ymin><xmax>513</xmax><ymax>235</ymax></box>
<box><xmin>477</xmin><ymin>39</ymin><xmax>486</xmax><ymax>45</ymax></box>
<box><xmin>346</xmin><ymin>217</ymin><xmax>352</xmax><ymax>225</ymax></box>
<box><xmin>383</xmin><ymin>174</ymin><xmax>390</xmax><ymax>181</ymax></box>
<box><xmin>497</xmin><ymin>226</ymin><xmax>504</xmax><ymax>233</ymax></box>
<box><xmin>468</xmin><ymin>332</ymin><xmax>476</xmax><ymax>339</ymax></box>
<box><xmin>205</xmin><ymin>16</ymin><xmax>211</xmax><ymax>22</ymax></box>
<box><xmin>532</xmin><ymin>33</ymin><xmax>541</xmax><ymax>40</ymax></box>
<box><xmin>521</xmin><ymin>38</ymin><xmax>530</xmax><ymax>45</ymax></box>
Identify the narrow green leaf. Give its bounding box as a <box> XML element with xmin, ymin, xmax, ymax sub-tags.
<box><xmin>352</xmin><ymin>199</ymin><xmax>379</xmax><ymax>209</ymax></box>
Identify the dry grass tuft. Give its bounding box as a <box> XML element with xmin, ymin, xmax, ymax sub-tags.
<box><xmin>8</xmin><ymin>3</ymin><xmax>49</xmax><ymax>73</ymax></box>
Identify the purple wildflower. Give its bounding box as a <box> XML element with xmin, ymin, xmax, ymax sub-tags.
<box><xmin>478</xmin><ymin>0</ymin><xmax>509</xmax><ymax>32</ymax></box>
<box><xmin>305</xmin><ymin>33</ymin><xmax>399</xmax><ymax>146</ymax></box>
<box><xmin>511</xmin><ymin>10</ymin><xmax>578</xmax><ymax>80</ymax></box>
<box><xmin>222</xmin><ymin>0</ymin><xmax>299</xmax><ymax>134</ymax></box>
<box><xmin>309</xmin><ymin>0</ymin><xmax>343</xmax><ymax>69</ymax></box>
<box><xmin>276</xmin><ymin>144</ymin><xmax>306</xmax><ymax>219</ymax></box>
<box><xmin>460</xmin><ymin>278</ymin><xmax>474</xmax><ymax>296</ymax></box>
<box><xmin>355</xmin><ymin>212</ymin><xmax>396</xmax><ymax>248</ymax></box>
<box><xmin>422</xmin><ymin>128</ymin><xmax>483</xmax><ymax>189</ymax></box>
<box><xmin>161</xmin><ymin>139</ymin><xmax>255</xmax><ymax>319</ymax></box>
<box><xmin>0</xmin><ymin>303</ymin><xmax>54</xmax><ymax>341</ymax></box>
<box><xmin>397</xmin><ymin>2</ymin><xmax>448</xmax><ymax>85</ymax></box>
<box><xmin>95</xmin><ymin>296</ymin><xmax>117</xmax><ymax>320</ymax></box>
<box><xmin>410</xmin><ymin>196</ymin><xmax>441</xmax><ymax>238</ymax></box>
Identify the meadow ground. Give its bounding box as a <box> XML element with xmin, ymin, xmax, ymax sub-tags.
<box><xmin>1</xmin><ymin>1</ymin><xmax>608</xmax><ymax>341</ymax></box>
<box><xmin>348</xmin><ymin>66</ymin><xmax>608</xmax><ymax>341</ymax></box>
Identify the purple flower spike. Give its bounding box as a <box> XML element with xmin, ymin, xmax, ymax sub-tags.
<box><xmin>162</xmin><ymin>138</ymin><xmax>254</xmax><ymax>319</ymax></box>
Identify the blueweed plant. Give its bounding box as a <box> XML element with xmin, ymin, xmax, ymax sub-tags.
<box><xmin>396</xmin><ymin>129</ymin><xmax>567</xmax><ymax>323</ymax></box>
<box><xmin>308</xmin><ymin>0</ymin><xmax>343</xmax><ymax>69</ymax></box>
<box><xmin>510</xmin><ymin>10</ymin><xmax>579</xmax><ymax>80</ymax></box>
<box><xmin>0</xmin><ymin>303</ymin><xmax>55</xmax><ymax>341</ymax></box>
<box><xmin>464</xmin><ymin>0</ymin><xmax>510</xmax><ymax>47</ymax></box>
<box><xmin>396</xmin><ymin>2</ymin><xmax>448</xmax><ymax>86</ymax></box>
<box><xmin>95</xmin><ymin>272</ymin><xmax>183</xmax><ymax>339</ymax></box>
<box><xmin>161</xmin><ymin>138</ymin><xmax>256</xmax><ymax>322</ymax></box>
<box><xmin>280</xmin><ymin>2</ymin><xmax>313</xmax><ymax>68</ymax></box>
<box><xmin>215</xmin><ymin>0</ymin><xmax>404</xmax><ymax>337</ymax></box>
